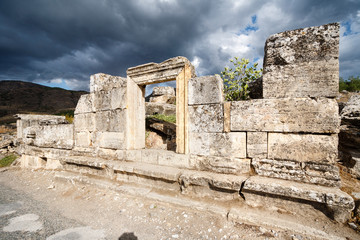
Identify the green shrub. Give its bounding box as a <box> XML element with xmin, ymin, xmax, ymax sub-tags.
<box><xmin>339</xmin><ymin>76</ymin><xmax>360</xmax><ymax>92</ymax></box>
<box><xmin>0</xmin><ymin>154</ymin><xmax>17</xmax><ymax>167</ymax></box>
<box><xmin>221</xmin><ymin>57</ymin><xmax>262</xmax><ymax>101</ymax></box>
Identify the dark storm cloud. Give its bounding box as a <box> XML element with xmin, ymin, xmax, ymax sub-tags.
<box><xmin>0</xmin><ymin>0</ymin><xmax>360</xmax><ymax>90</ymax></box>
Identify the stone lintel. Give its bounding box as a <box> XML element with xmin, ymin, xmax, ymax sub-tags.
<box><xmin>127</xmin><ymin>56</ymin><xmax>195</xmax><ymax>85</ymax></box>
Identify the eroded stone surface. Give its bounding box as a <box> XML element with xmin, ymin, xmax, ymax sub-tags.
<box><xmin>252</xmin><ymin>158</ymin><xmax>340</xmax><ymax>187</ymax></box>
<box><xmin>268</xmin><ymin>133</ymin><xmax>338</xmax><ymax>163</ymax></box>
<box><xmin>127</xmin><ymin>56</ymin><xmax>195</xmax><ymax>85</ymax></box>
<box><xmin>243</xmin><ymin>175</ymin><xmax>355</xmax><ymax>223</ymax></box>
<box><xmin>247</xmin><ymin>132</ymin><xmax>267</xmax><ymax>158</ymax></box>
<box><xmin>189</xmin><ymin>104</ymin><xmax>224</xmax><ymax>133</ymax></box>
<box><xmin>90</xmin><ymin>73</ymin><xmax>127</xmax><ymax>93</ymax></box>
<box><xmin>230</xmin><ymin>98</ymin><xmax>340</xmax><ymax>133</ymax></box>
<box><xmin>190</xmin><ymin>155</ymin><xmax>250</xmax><ymax>175</ymax></box>
<box><xmin>145</xmin><ymin>102</ymin><xmax>176</xmax><ymax>116</ymax></box>
<box><xmin>188</xmin><ymin>75</ymin><xmax>223</xmax><ymax>105</ymax></box>
<box><xmin>189</xmin><ymin>132</ymin><xmax>246</xmax><ymax>158</ymax></box>
<box><xmin>263</xmin><ymin>23</ymin><xmax>339</xmax><ymax>98</ymax></box>
<box><xmin>152</xmin><ymin>86</ymin><xmax>175</xmax><ymax>96</ymax></box>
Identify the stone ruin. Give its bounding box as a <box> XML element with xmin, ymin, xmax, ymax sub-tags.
<box><xmin>15</xmin><ymin>23</ymin><xmax>356</xmax><ymax>224</ymax></box>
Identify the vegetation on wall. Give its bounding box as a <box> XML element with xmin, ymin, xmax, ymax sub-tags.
<box><xmin>221</xmin><ymin>57</ymin><xmax>262</xmax><ymax>101</ymax></box>
<box><xmin>339</xmin><ymin>76</ymin><xmax>360</xmax><ymax>92</ymax></box>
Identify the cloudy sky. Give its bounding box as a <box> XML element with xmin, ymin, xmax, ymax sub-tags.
<box><xmin>0</xmin><ymin>0</ymin><xmax>359</xmax><ymax>93</ymax></box>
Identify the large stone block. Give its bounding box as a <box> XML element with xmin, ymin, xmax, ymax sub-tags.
<box><xmin>189</xmin><ymin>104</ymin><xmax>224</xmax><ymax>133</ymax></box>
<box><xmin>75</xmin><ymin>131</ymin><xmax>93</xmax><ymax>148</ymax></box>
<box><xmin>152</xmin><ymin>86</ymin><xmax>175</xmax><ymax>96</ymax></box>
<box><xmin>158</xmin><ymin>150</ymin><xmax>190</xmax><ymax>168</ymax></box>
<box><xmin>95</xmin><ymin>109</ymin><xmax>127</xmax><ymax>132</ymax></box>
<box><xmin>145</xmin><ymin>102</ymin><xmax>176</xmax><ymax>116</ymax></box>
<box><xmin>252</xmin><ymin>158</ymin><xmax>340</xmax><ymax>187</ymax></box>
<box><xmin>230</xmin><ymin>98</ymin><xmax>340</xmax><ymax>133</ymax></box>
<box><xmin>94</xmin><ymin>132</ymin><xmax>126</xmax><ymax>149</ymax></box>
<box><xmin>74</xmin><ymin>113</ymin><xmax>95</xmax><ymax>132</ymax></box>
<box><xmin>190</xmin><ymin>155</ymin><xmax>250</xmax><ymax>175</ymax></box>
<box><xmin>90</xmin><ymin>73</ymin><xmax>127</xmax><ymax>93</ymax></box>
<box><xmin>189</xmin><ymin>132</ymin><xmax>246</xmax><ymax>158</ymax></box>
<box><xmin>74</xmin><ymin>94</ymin><xmax>94</xmax><ymax>114</ymax></box>
<box><xmin>268</xmin><ymin>133</ymin><xmax>338</xmax><ymax>163</ymax></box>
<box><xmin>263</xmin><ymin>23</ymin><xmax>339</xmax><ymax>98</ymax></box>
<box><xmin>33</xmin><ymin>124</ymin><xmax>74</xmax><ymax>149</ymax></box>
<box><xmin>93</xmin><ymin>88</ymin><xmax>127</xmax><ymax>111</ymax></box>
<box><xmin>188</xmin><ymin>75</ymin><xmax>223</xmax><ymax>105</ymax></box>
<box><xmin>247</xmin><ymin>132</ymin><xmax>267</xmax><ymax>158</ymax></box>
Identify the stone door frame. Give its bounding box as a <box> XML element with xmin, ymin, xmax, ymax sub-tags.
<box><xmin>127</xmin><ymin>57</ymin><xmax>195</xmax><ymax>154</ymax></box>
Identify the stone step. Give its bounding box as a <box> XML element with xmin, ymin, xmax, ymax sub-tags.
<box><xmin>58</xmin><ymin>155</ymin><xmax>354</xmax><ymax>223</ymax></box>
<box><xmin>243</xmin><ymin>175</ymin><xmax>354</xmax><ymax>223</ymax></box>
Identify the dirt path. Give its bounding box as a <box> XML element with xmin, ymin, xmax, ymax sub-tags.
<box><xmin>0</xmin><ymin>168</ymin><xmax>359</xmax><ymax>240</ymax></box>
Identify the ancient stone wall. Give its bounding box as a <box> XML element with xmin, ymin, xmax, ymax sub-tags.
<box><xmin>188</xmin><ymin>23</ymin><xmax>341</xmax><ymax>187</ymax></box>
<box><xmin>15</xmin><ymin>22</ymin><xmax>356</xmax><ymax>223</ymax></box>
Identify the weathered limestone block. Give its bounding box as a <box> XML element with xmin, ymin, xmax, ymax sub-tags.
<box><xmin>127</xmin><ymin>56</ymin><xmax>196</xmax><ymax>85</ymax></box>
<box><xmin>188</xmin><ymin>75</ymin><xmax>223</xmax><ymax>105</ymax></box>
<box><xmin>263</xmin><ymin>23</ymin><xmax>339</xmax><ymax>98</ymax></box>
<box><xmin>158</xmin><ymin>150</ymin><xmax>190</xmax><ymax>168</ymax></box>
<box><xmin>33</xmin><ymin>124</ymin><xmax>74</xmax><ymax>149</ymax></box>
<box><xmin>126</xmin><ymin>78</ymin><xmax>145</xmax><ymax>150</ymax></box>
<box><xmin>189</xmin><ymin>104</ymin><xmax>224</xmax><ymax>133</ymax></box>
<box><xmin>95</xmin><ymin>109</ymin><xmax>127</xmax><ymax>132</ymax></box>
<box><xmin>94</xmin><ymin>132</ymin><xmax>126</xmax><ymax>149</ymax></box>
<box><xmin>190</xmin><ymin>155</ymin><xmax>250</xmax><ymax>175</ymax></box>
<box><xmin>96</xmin><ymin>148</ymin><xmax>125</xmax><ymax>160</ymax></box>
<box><xmin>341</xmin><ymin>94</ymin><xmax>360</xmax><ymax>127</ymax></box>
<box><xmin>74</xmin><ymin>113</ymin><xmax>95</xmax><ymax>132</ymax></box>
<box><xmin>74</xmin><ymin>94</ymin><xmax>94</xmax><ymax>114</ymax></box>
<box><xmin>230</xmin><ymin>98</ymin><xmax>340</xmax><ymax>133</ymax></box>
<box><xmin>149</xmin><ymin>95</ymin><xmax>176</xmax><ymax>104</ymax></box>
<box><xmin>141</xmin><ymin>149</ymin><xmax>159</xmax><ymax>164</ymax></box>
<box><xmin>243</xmin><ymin>175</ymin><xmax>354</xmax><ymax>223</ymax></box>
<box><xmin>145</xmin><ymin>102</ymin><xmax>176</xmax><ymax>116</ymax></box>
<box><xmin>20</xmin><ymin>155</ymin><xmax>46</xmax><ymax>169</ymax></box>
<box><xmin>93</xmin><ymin>88</ymin><xmax>127</xmax><ymax>111</ymax></box>
<box><xmin>247</xmin><ymin>132</ymin><xmax>267</xmax><ymax>158</ymax></box>
<box><xmin>268</xmin><ymin>133</ymin><xmax>338</xmax><ymax>163</ymax></box>
<box><xmin>75</xmin><ymin>131</ymin><xmax>93</xmax><ymax>148</ymax></box>
<box><xmin>252</xmin><ymin>158</ymin><xmax>340</xmax><ymax>187</ymax></box>
<box><xmin>152</xmin><ymin>86</ymin><xmax>175</xmax><ymax>96</ymax></box>
<box><xmin>90</xmin><ymin>73</ymin><xmax>127</xmax><ymax>93</ymax></box>
<box><xmin>16</xmin><ymin>115</ymin><xmax>68</xmax><ymax>139</ymax></box>
<box><xmin>189</xmin><ymin>132</ymin><xmax>246</xmax><ymax>158</ymax></box>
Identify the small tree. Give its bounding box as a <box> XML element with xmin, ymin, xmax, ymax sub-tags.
<box><xmin>221</xmin><ymin>57</ymin><xmax>262</xmax><ymax>101</ymax></box>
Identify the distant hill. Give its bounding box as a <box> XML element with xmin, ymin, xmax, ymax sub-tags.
<box><xmin>0</xmin><ymin>80</ymin><xmax>88</xmax><ymax>124</ymax></box>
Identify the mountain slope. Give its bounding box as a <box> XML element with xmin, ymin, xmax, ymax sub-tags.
<box><xmin>0</xmin><ymin>80</ymin><xmax>87</xmax><ymax>124</ymax></box>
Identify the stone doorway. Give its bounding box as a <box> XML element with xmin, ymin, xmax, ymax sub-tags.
<box><xmin>126</xmin><ymin>57</ymin><xmax>195</xmax><ymax>154</ymax></box>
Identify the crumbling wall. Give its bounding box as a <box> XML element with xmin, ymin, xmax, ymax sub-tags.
<box><xmin>15</xmin><ymin>22</ymin><xmax>356</xmax><ymax>224</ymax></box>
<box><xmin>16</xmin><ymin>114</ymin><xmax>74</xmax><ymax>169</ymax></box>
<box><xmin>188</xmin><ymin>23</ymin><xmax>341</xmax><ymax>187</ymax></box>
<box><xmin>74</xmin><ymin>73</ymin><xmax>145</xmax><ymax>151</ymax></box>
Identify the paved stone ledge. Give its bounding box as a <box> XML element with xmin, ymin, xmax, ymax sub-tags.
<box><xmin>252</xmin><ymin>158</ymin><xmax>340</xmax><ymax>187</ymax></box>
<box><xmin>243</xmin><ymin>175</ymin><xmax>354</xmax><ymax>223</ymax></box>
